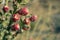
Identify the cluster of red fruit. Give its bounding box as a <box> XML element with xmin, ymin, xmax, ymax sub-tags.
<box><xmin>3</xmin><ymin>5</ymin><xmax>37</xmax><ymax>32</ymax></box>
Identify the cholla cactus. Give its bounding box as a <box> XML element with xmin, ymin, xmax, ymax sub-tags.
<box><xmin>0</xmin><ymin>0</ymin><xmax>37</xmax><ymax>40</ymax></box>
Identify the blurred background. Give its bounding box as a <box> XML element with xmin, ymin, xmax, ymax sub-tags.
<box><xmin>0</xmin><ymin>0</ymin><xmax>60</xmax><ymax>40</ymax></box>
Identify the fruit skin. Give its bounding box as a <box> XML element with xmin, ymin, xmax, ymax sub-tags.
<box><xmin>29</xmin><ymin>15</ymin><xmax>37</xmax><ymax>22</ymax></box>
<box><xmin>18</xmin><ymin>7</ymin><xmax>29</xmax><ymax>16</ymax></box>
<box><xmin>12</xmin><ymin>24</ymin><xmax>20</xmax><ymax>31</ymax></box>
<box><xmin>3</xmin><ymin>6</ymin><xmax>9</xmax><ymax>12</ymax></box>
<box><xmin>24</xmin><ymin>18</ymin><xmax>30</xmax><ymax>25</ymax></box>
<box><xmin>12</xmin><ymin>13</ymin><xmax>20</xmax><ymax>22</ymax></box>
<box><xmin>23</xmin><ymin>27</ymin><xmax>30</xmax><ymax>30</ymax></box>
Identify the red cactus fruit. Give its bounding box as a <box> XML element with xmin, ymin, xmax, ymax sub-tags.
<box><xmin>18</xmin><ymin>7</ymin><xmax>29</xmax><ymax>16</ymax></box>
<box><xmin>13</xmin><ymin>13</ymin><xmax>20</xmax><ymax>22</ymax></box>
